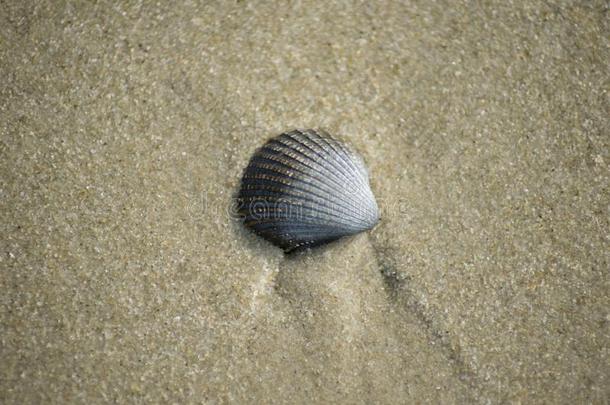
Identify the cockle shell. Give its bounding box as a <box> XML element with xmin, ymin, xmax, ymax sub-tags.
<box><xmin>237</xmin><ymin>129</ymin><xmax>379</xmax><ymax>252</ymax></box>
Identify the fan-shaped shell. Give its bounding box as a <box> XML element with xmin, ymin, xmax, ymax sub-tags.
<box><xmin>237</xmin><ymin>129</ymin><xmax>379</xmax><ymax>252</ymax></box>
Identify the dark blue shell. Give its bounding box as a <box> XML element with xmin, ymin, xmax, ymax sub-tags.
<box><xmin>238</xmin><ymin>129</ymin><xmax>379</xmax><ymax>252</ymax></box>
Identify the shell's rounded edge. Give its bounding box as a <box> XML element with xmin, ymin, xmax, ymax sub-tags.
<box><xmin>237</xmin><ymin>129</ymin><xmax>380</xmax><ymax>253</ymax></box>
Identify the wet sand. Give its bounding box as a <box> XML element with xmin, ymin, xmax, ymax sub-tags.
<box><xmin>1</xmin><ymin>1</ymin><xmax>608</xmax><ymax>403</ymax></box>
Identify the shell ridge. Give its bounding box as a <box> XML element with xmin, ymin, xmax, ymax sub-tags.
<box><xmin>245</xmin><ymin>156</ymin><xmax>373</xmax><ymax>224</ymax></box>
<box><xmin>273</xmin><ymin>135</ymin><xmax>357</xmax><ymax>194</ymax></box>
<box><xmin>284</xmin><ymin>130</ymin><xmax>378</xmax><ymax>227</ymax></box>
<box><xmin>285</xmin><ymin>131</ymin><xmax>356</xmax><ymax>186</ymax></box>
<box><xmin>268</xmin><ymin>225</ymin><xmax>349</xmax><ymax>252</ymax></box>
<box><xmin>242</xmin><ymin>211</ymin><xmax>346</xmax><ymax>229</ymax></box>
<box><xmin>296</xmin><ymin>131</ymin><xmax>376</xmax><ymax>222</ymax></box>
<box><xmin>238</xmin><ymin>129</ymin><xmax>379</xmax><ymax>252</ymax></box>
<box><xmin>241</xmin><ymin>206</ymin><xmax>366</xmax><ymax>231</ymax></box>
<box><xmin>243</xmin><ymin>212</ymin><xmax>355</xmax><ymax>232</ymax></box>
<box><xmin>311</xmin><ymin>129</ymin><xmax>377</xmax><ymax>222</ymax></box>
<box><xmin>247</xmin><ymin>150</ymin><xmax>372</xmax><ymax>223</ymax></box>
<box><xmin>257</xmin><ymin>145</ymin><xmax>358</xmax><ymax>197</ymax></box>
<box><xmin>288</xmin><ymin>129</ymin><xmax>330</xmax><ymax>157</ymax></box>
<box><xmin>259</xmin><ymin>141</ymin><xmax>376</xmax><ymax>221</ymax></box>
<box><xmin>239</xmin><ymin>189</ymin><xmax>369</xmax><ymax>229</ymax></box>
<box><xmin>316</xmin><ymin>129</ymin><xmax>369</xmax><ymax>186</ymax></box>
<box><xmin>306</xmin><ymin>129</ymin><xmax>370</xmax><ymax>192</ymax></box>
<box><xmin>239</xmin><ymin>191</ymin><xmax>368</xmax><ymax>229</ymax></box>
<box><xmin>240</xmin><ymin>171</ymin><xmax>372</xmax><ymax>228</ymax></box>
<box><xmin>297</xmin><ymin>131</ymin><xmax>370</xmax><ymax>197</ymax></box>
<box><xmin>247</xmin><ymin>221</ymin><xmax>353</xmax><ymax>237</ymax></box>
<box><xmin>278</xmin><ymin>133</ymin><xmax>368</xmax><ymax>207</ymax></box>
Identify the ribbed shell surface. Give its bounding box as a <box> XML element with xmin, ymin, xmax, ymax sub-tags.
<box><xmin>238</xmin><ymin>129</ymin><xmax>379</xmax><ymax>252</ymax></box>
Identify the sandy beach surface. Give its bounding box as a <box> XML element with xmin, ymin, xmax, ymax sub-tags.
<box><xmin>1</xmin><ymin>1</ymin><xmax>608</xmax><ymax>403</ymax></box>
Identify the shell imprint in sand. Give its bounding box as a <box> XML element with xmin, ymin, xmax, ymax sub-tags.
<box><xmin>238</xmin><ymin>129</ymin><xmax>379</xmax><ymax>252</ymax></box>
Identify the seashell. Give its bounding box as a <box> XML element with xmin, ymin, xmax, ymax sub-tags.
<box><xmin>237</xmin><ymin>129</ymin><xmax>379</xmax><ymax>252</ymax></box>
